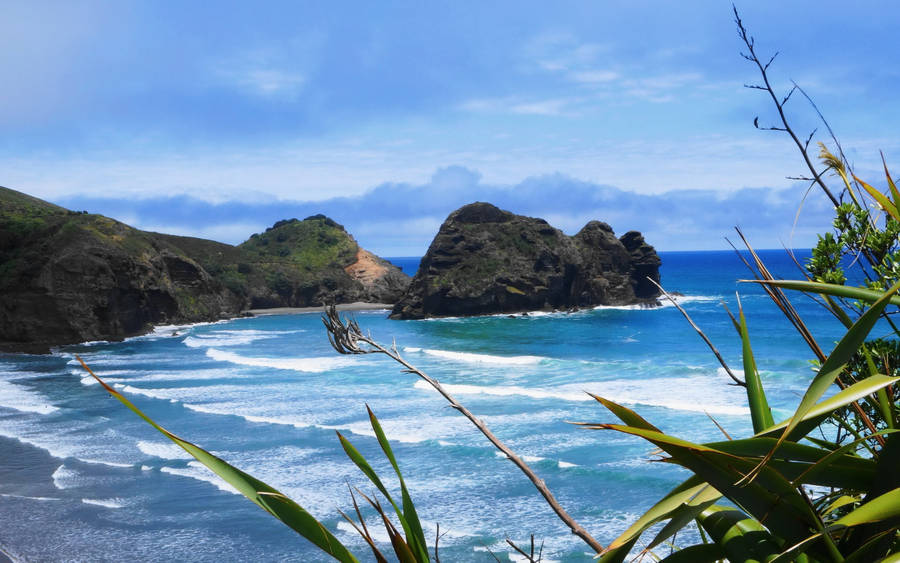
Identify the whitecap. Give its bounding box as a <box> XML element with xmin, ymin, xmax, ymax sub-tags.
<box><xmin>137</xmin><ymin>440</ymin><xmax>192</xmax><ymax>460</ymax></box>
<box><xmin>0</xmin><ymin>380</ymin><xmax>59</xmax><ymax>415</ymax></box>
<box><xmin>51</xmin><ymin>465</ymin><xmax>81</xmax><ymax>490</ymax></box>
<box><xmin>0</xmin><ymin>493</ymin><xmax>60</xmax><ymax>501</ymax></box>
<box><xmin>81</xmin><ymin>497</ymin><xmax>126</xmax><ymax>509</ymax></box>
<box><xmin>404</xmin><ymin>348</ymin><xmax>547</xmax><ymax>365</ymax></box>
<box><xmin>414</xmin><ymin>377</ymin><xmax>750</xmax><ymax>416</ymax></box>
<box><xmin>205</xmin><ymin>348</ymin><xmax>358</xmax><ymax>372</ymax></box>
<box><xmin>160</xmin><ymin>461</ymin><xmax>240</xmax><ymax>495</ymax></box>
<box><xmin>558</xmin><ymin>461</ymin><xmax>578</xmax><ymax>468</ymax></box>
<box><xmin>182</xmin><ymin>403</ymin><xmax>314</xmax><ymax>429</ymax></box>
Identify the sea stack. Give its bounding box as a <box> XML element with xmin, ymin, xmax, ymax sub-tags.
<box><xmin>390</xmin><ymin>202</ymin><xmax>660</xmax><ymax>319</ymax></box>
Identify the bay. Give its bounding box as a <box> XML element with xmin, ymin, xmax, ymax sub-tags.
<box><xmin>0</xmin><ymin>250</ymin><xmax>846</xmax><ymax>561</ymax></box>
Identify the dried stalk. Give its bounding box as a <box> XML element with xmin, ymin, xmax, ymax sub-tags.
<box><xmin>321</xmin><ymin>306</ymin><xmax>605</xmax><ymax>554</ymax></box>
<box><xmin>647</xmin><ymin>279</ymin><xmax>745</xmax><ymax>387</ymax></box>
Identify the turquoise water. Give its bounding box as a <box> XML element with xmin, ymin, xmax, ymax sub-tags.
<box><xmin>0</xmin><ymin>250</ymin><xmax>847</xmax><ymax>561</ymax></box>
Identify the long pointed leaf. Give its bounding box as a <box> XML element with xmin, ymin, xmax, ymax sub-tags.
<box><xmin>830</xmin><ymin>488</ymin><xmax>900</xmax><ymax>528</ymax></box>
<box><xmin>738</xmin><ymin>303</ymin><xmax>775</xmax><ymax>433</ymax></box>
<box><xmin>587</xmin><ymin>393</ymin><xmax>661</xmax><ymax>431</ymax></box>
<box><xmin>747</xmin><ymin>280</ymin><xmax>900</xmax><ymax>481</ymax></box>
<box><xmin>747</xmin><ymin>280</ymin><xmax>900</xmax><ymax>307</ymax></box>
<box><xmin>77</xmin><ymin>357</ymin><xmax>358</xmax><ymax>563</ymax></box>
<box><xmin>756</xmin><ymin>374</ymin><xmax>899</xmax><ymax>441</ymax></box>
<box><xmin>855</xmin><ymin>173</ymin><xmax>900</xmax><ymax>220</ymax></box>
<box><xmin>659</xmin><ymin>543</ymin><xmax>725</xmax><ymax>562</ymax></box>
<box><xmin>366</xmin><ymin>406</ymin><xmax>429</xmax><ymax>563</ymax></box>
<box><xmin>590</xmin><ymin>422</ymin><xmax>823</xmax><ymax>551</ymax></box>
<box><xmin>602</xmin><ymin>476</ymin><xmax>719</xmax><ymax>553</ymax></box>
<box><xmin>697</xmin><ymin>505</ymin><xmax>782</xmax><ymax>562</ymax></box>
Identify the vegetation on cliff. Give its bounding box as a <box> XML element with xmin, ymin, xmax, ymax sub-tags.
<box><xmin>0</xmin><ymin>188</ymin><xmax>409</xmax><ymax>352</ymax></box>
<box><xmin>391</xmin><ymin>202</ymin><xmax>661</xmax><ymax>319</ymax></box>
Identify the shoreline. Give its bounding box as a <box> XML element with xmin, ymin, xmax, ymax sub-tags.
<box><xmin>243</xmin><ymin>302</ymin><xmax>393</xmax><ymax>316</ymax></box>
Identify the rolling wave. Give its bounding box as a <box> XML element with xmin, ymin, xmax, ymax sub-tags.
<box><xmin>205</xmin><ymin>349</ymin><xmax>357</xmax><ymax>372</ymax></box>
<box><xmin>414</xmin><ymin>377</ymin><xmax>749</xmax><ymax>416</ymax></box>
<box><xmin>0</xmin><ymin>380</ymin><xmax>59</xmax><ymax>415</ymax></box>
<box><xmin>404</xmin><ymin>348</ymin><xmax>547</xmax><ymax>365</ymax></box>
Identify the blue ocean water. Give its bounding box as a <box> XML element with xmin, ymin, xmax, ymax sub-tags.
<box><xmin>0</xmin><ymin>250</ymin><xmax>848</xmax><ymax>561</ymax></box>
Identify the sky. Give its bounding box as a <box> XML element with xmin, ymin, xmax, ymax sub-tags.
<box><xmin>2</xmin><ymin>1</ymin><xmax>899</xmax><ymax>255</ymax></box>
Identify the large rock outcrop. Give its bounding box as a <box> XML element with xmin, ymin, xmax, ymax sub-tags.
<box><xmin>390</xmin><ymin>202</ymin><xmax>660</xmax><ymax>319</ymax></box>
<box><xmin>0</xmin><ymin>187</ymin><xmax>409</xmax><ymax>353</ymax></box>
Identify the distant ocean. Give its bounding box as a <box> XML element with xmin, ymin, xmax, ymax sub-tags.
<box><xmin>0</xmin><ymin>250</ymin><xmax>846</xmax><ymax>561</ymax></box>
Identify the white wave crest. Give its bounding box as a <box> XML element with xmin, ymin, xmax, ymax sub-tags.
<box><xmin>160</xmin><ymin>461</ymin><xmax>240</xmax><ymax>495</ymax></box>
<box><xmin>51</xmin><ymin>465</ymin><xmax>81</xmax><ymax>490</ymax></box>
<box><xmin>0</xmin><ymin>493</ymin><xmax>60</xmax><ymax>501</ymax></box>
<box><xmin>182</xmin><ymin>403</ymin><xmax>314</xmax><ymax>429</ymax></box>
<box><xmin>594</xmin><ymin>294</ymin><xmax>720</xmax><ymax>311</ymax></box>
<box><xmin>81</xmin><ymin>497</ymin><xmax>126</xmax><ymax>509</ymax></box>
<box><xmin>205</xmin><ymin>349</ymin><xmax>357</xmax><ymax>372</ymax></box>
<box><xmin>0</xmin><ymin>380</ymin><xmax>59</xmax><ymax>415</ymax></box>
<box><xmin>414</xmin><ymin>377</ymin><xmax>750</xmax><ymax>416</ymax></box>
<box><xmin>182</xmin><ymin>329</ymin><xmax>297</xmax><ymax>348</ymax></box>
<box><xmin>137</xmin><ymin>440</ymin><xmax>192</xmax><ymax>460</ymax></box>
<box><xmin>404</xmin><ymin>348</ymin><xmax>547</xmax><ymax>365</ymax></box>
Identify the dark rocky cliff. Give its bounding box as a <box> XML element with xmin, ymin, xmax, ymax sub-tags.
<box><xmin>390</xmin><ymin>202</ymin><xmax>660</xmax><ymax>319</ymax></box>
<box><xmin>0</xmin><ymin>187</ymin><xmax>409</xmax><ymax>353</ymax></box>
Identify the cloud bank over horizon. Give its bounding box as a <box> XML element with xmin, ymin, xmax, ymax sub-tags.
<box><xmin>49</xmin><ymin>166</ymin><xmax>834</xmax><ymax>256</ymax></box>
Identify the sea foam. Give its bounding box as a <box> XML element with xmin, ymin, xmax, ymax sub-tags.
<box><xmin>205</xmin><ymin>349</ymin><xmax>357</xmax><ymax>372</ymax></box>
<box><xmin>404</xmin><ymin>348</ymin><xmax>547</xmax><ymax>365</ymax></box>
<box><xmin>414</xmin><ymin>377</ymin><xmax>750</xmax><ymax>416</ymax></box>
<box><xmin>0</xmin><ymin>380</ymin><xmax>59</xmax><ymax>415</ymax></box>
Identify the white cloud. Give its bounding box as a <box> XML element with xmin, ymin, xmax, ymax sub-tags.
<box><xmin>570</xmin><ymin>70</ymin><xmax>619</xmax><ymax>84</ymax></box>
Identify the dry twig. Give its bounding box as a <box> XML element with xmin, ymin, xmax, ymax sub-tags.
<box><xmin>322</xmin><ymin>306</ymin><xmax>605</xmax><ymax>554</ymax></box>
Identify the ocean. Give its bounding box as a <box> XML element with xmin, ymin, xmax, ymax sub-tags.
<box><xmin>0</xmin><ymin>250</ymin><xmax>848</xmax><ymax>561</ymax></box>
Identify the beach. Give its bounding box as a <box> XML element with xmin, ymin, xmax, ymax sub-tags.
<box><xmin>243</xmin><ymin>302</ymin><xmax>393</xmax><ymax>316</ymax></box>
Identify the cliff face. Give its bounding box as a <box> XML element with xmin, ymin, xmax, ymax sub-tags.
<box><xmin>390</xmin><ymin>202</ymin><xmax>660</xmax><ymax>319</ymax></box>
<box><xmin>0</xmin><ymin>187</ymin><xmax>409</xmax><ymax>353</ymax></box>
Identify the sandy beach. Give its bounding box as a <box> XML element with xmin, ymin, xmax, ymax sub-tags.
<box><xmin>242</xmin><ymin>302</ymin><xmax>393</xmax><ymax>316</ymax></box>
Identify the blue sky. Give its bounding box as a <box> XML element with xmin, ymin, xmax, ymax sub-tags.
<box><xmin>2</xmin><ymin>1</ymin><xmax>898</xmax><ymax>255</ymax></box>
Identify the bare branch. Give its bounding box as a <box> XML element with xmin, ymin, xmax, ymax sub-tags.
<box><xmin>506</xmin><ymin>535</ymin><xmax>543</xmax><ymax>562</ymax></box>
<box><xmin>781</xmin><ymin>84</ymin><xmax>796</xmax><ymax>106</ymax></box>
<box><xmin>734</xmin><ymin>5</ymin><xmax>841</xmax><ymax>208</ymax></box>
<box><xmin>647</xmin><ymin>279</ymin><xmax>745</xmax><ymax>387</ymax></box>
<box><xmin>803</xmin><ymin>128</ymin><xmax>817</xmax><ymax>151</ymax></box>
<box><xmin>322</xmin><ymin>306</ymin><xmax>606</xmax><ymax>554</ymax></box>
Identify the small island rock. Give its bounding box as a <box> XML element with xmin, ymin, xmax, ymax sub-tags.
<box><xmin>390</xmin><ymin>202</ymin><xmax>660</xmax><ymax>319</ymax></box>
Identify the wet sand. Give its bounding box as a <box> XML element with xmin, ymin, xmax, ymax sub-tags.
<box><xmin>243</xmin><ymin>302</ymin><xmax>393</xmax><ymax>316</ymax></box>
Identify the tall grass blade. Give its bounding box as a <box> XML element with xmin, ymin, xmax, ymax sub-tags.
<box><xmin>586</xmin><ymin>393</ymin><xmax>661</xmax><ymax>431</ymax></box>
<box><xmin>743</xmin><ymin>280</ymin><xmax>900</xmax><ymax>482</ymax></box>
<box><xmin>756</xmin><ymin>374</ymin><xmax>899</xmax><ymax>441</ymax></box>
<box><xmin>697</xmin><ymin>505</ymin><xmax>782</xmax><ymax>562</ymax></box>
<box><xmin>738</xmin><ymin>302</ymin><xmax>775</xmax><ymax>433</ymax></box>
<box><xmin>602</xmin><ymin>476</ymin><xmax>719</xmax><ymax>553</ymax></box>
<box><xmin>365</xmin><ymin>406</ymin><xmax>429</xmax><ymax>562</ymax></box>
<box><xmin>749</xmin><ymin>280</ymin><xmax>900</xmax><ymax>307</ymax></box>
<box><xmin>855</xmin><ymin>173</ymin><xmax>900</xmax><ymax>221</ymax></box>
<box><xmin>830</xmin><ymin>488</ymin><xmax>900</xmax><ymax>528</ymax></box>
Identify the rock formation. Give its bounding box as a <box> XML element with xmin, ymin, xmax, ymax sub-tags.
<box><xmin>390</xmin><ymin>202</ymin><xmax>660</xmax><ymax>319</ymax></box>
<box><xmin>0</xmin><ymin>186</ymin><xmax>409</xmax><ymax>353</ymax></box>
